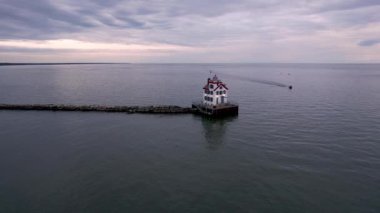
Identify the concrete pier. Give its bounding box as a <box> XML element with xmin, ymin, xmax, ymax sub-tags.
<box><xmin>0</xmin><ymin>104</ymin><xmax>197</xmax><ymax>114</ymax></box>
<box><xmin>192</xmin><ymin>102</ymin><xmax>239</xmax><ymax>117</ymax></box>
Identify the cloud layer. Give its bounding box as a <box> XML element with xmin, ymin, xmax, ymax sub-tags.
<box><xmin>0</xmin><ymin>0</ymin><xmax>379</xmax><ymax>62</ymax></box>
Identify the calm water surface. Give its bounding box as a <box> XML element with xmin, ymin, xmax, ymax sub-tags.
<box><xmin>0</xmin><ymin>64</ymin><xmax>379</xmax><ymax>212</ymax></box>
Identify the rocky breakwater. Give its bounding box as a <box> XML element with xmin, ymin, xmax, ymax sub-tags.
<box><xmin>0</xmin><ymin>104</ymin><xmax>197</xmax><ymax>114</ymax></box>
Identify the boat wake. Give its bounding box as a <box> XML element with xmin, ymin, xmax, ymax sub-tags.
<box><xmin>219</xmin><ymin>73</ymin><xmax>291</xmax><ymax>89</ymax></box>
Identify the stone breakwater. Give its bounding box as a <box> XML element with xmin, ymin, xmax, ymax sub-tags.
<box><xmin>0</xmin><ymin>104</ymin><xmax>197</xmax><ymax>114</ymax></box>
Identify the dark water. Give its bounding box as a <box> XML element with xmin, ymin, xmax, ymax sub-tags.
<box><xmin>0</xmin><ymin>64</ymin><xmax>379</xmax><ymax>213</ymax></box>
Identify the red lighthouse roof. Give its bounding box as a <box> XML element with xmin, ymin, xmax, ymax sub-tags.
<box><xmin>214</xmin><ymin>82</ymin><xmax>228</xmax><ymax>91</ymax></box>
<box><xmin>203</xmin><ymin>74</ymin><xmax>229</xmax><ymax>91</ymax></box>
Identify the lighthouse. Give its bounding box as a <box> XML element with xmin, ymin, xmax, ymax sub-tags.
<box><xmin>203</xmin><ymin>74</ymin><xmax>229</xmax><ymax>106</ymax></box>
<box><xmin>192</xmin><ymin>74</ymin><xmax>238</xmax><ymax>117</ymax></box>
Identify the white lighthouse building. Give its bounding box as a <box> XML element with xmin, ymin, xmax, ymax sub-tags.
<box><xmin>203</xmin><ymin>74</ymin><xmax>229</xmax><ymax>106</ymax></box>
<box><xmin>192</xmin><ymin>73</ymin><xmax>238</xmax><ymax>116</ymax></box>
<box><xmin>192</xmin><ymin>75</ymin><xmax>239</xmax><ymax>117</ymax></box>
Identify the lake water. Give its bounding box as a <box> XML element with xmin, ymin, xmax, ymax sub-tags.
<box><xmin>0</xmin><ymin>63</ymin><xmax>379</xmax><ymax>212</ymax></box>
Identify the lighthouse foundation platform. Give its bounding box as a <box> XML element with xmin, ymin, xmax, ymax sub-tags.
<box><xmin>192</xmin><ymin>102</ymin><xmax>239</xmax><ymax>117</ymax></box>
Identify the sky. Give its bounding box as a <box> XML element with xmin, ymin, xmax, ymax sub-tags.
<box><xmin>0</xmin><ymin>0</ymin><xmax>379</xmax><ymax>63</ymax></box>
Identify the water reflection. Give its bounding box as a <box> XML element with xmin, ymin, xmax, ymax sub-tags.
<box><xmin>200</xmin><ymin>116</ymin><xmax>237</xmax><ymax>150</ymax></box>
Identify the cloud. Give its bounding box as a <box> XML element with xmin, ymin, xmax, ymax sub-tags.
<box><xmin>0</xmin><ymin>0</ymin><xmax>379</xmax><ymax>62</ymax></box>
<box><xmin>0</xmin><ymin>39</ymin><xmax>194</xmax><ymax>51</ymax></box>
<box><xmin>313</xmin><ymin>0</ymin><xmax>380</xmax><ymax>13</ymax></box>
<box><xmin>0</xmin><ymin>0</ymin><xmax>98</xmax><ymax>39</ymax></box>
<box><xmin>358</xmin><ymin>39</ymin><xmax>380</xmax><ymax>46</ymax></box>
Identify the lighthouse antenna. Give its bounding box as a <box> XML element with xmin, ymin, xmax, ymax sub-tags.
<box><xmin>209</xmin><ymin>70</ymin><xmax>218</xmax><ymax>77</ymax></box>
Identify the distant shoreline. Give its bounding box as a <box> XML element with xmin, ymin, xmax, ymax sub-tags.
<box><xmin>0</xmin><ymin>63</ymin><xmax>128</xmax><ymax>66</ymax></box>
<box><xmin>1</xmin><ymin>62</ymin><xmax>379</xmax><ymax>66</ymax></box>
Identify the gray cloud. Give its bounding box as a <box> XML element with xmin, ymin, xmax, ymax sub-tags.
<box><xmin>0</xmin><ymin>0</ymin><xmax>98</xmax><ymax>39</ymax></box>
<box><xmin>358</xmin><ymin>39</ymin><xmax>380</xmax><ymax>46</ymax></box>
<box><xmin>1</xmin><ymin>0</ymin><xmax>378</xmax><ymax>40</ymax></box>
<box><xmin>0</xmin><ymin>0</ymin><xmax>379</xmax><ymax>62</ymax></box>
<box><xmin>314</xmin><ymin>0</ymin><xmax>380</xmax><ymax>13</ymax></box>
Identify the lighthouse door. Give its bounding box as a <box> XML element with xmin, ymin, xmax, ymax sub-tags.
<box><xmin>221</xmin><ymin>96</ymin><xmax>225</xmax><ymax>104</ymax></box>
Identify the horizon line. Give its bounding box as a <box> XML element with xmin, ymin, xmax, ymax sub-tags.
<box><xmin>1</xmin><ymin>62</ymin><xmax>380</xmax><ymax>66</ymax></box>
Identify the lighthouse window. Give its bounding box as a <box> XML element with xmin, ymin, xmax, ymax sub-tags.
<box><xmin>210</xmin><ymin>91</ymin><xmax>213</xmax><ymax>95</ymax></box>
<box><xmin>210</xmin><ymin>84</ymin><xmax>214</xmax><ymax>89</ymax></box>
<box><xmin>210</xmin><ymin>97</ymin><xmax>213</xmax><ymax>102</ymax></box>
